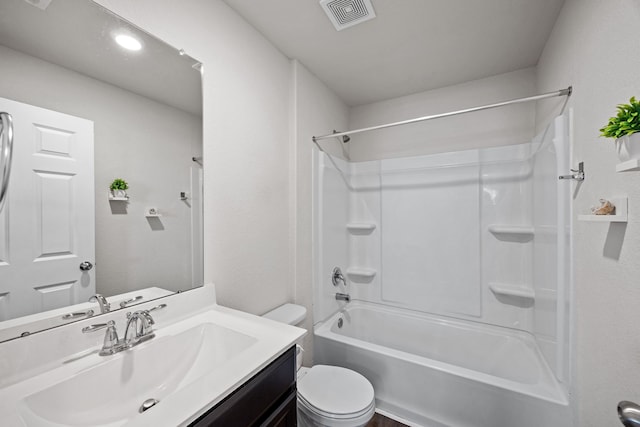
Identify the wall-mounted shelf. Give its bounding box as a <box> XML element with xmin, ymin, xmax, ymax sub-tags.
<box><xmin>346</xmin><ymin>268</ymin><xmax>376</xmax><ymax>282</ymax></box>
<box><xmin>578</xmin><ymin>197</ymin><xmax>627</xmax><ymax>222</ymax></box>
<box><xmin>346</xmin><ymin>223</ymin><xmax>376</xmax><ymax>234</ymax></box>
<box><xmin>616</xmin><ymin>158</ymin><xmax>640</xmax><ymax>172</ymax></box>
<box><xmin>489</xmin><ymin>283</ymin><xmax>535</xmax><ymax>301</ymax></box>
<box><xmin>488</xmin><ymin>224</ymin><xmax>534</xmax><ymax>242</ymax></box>
<box><xmin>145</xmin><ymin>207</ymin><xmax>161</xmax><ymax>218</ymax></box>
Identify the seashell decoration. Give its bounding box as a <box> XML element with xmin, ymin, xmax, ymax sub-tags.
<box><xmin>591</xmin><ymin>199</ymin><xmax>616</xmax><ymax>215</ymax></box>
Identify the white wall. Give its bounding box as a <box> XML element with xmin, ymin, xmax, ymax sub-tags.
<box><xmin>96</xmin><ymin>0</ymin><xmax>295</xmax><ymax>314</ymax></box>
<box><xmin>0</xmin><ymin>44</ymin><xmax>201</xmax><ymax>297</ymax></box>
<box><xmin>291</xmin><ymin>61</ymin><xmax>349</xmax><ymax>364</ymax></box>
<box><xmin>348</xmin><ymin>68</ymin><xmax>537</xmax><ymax>161</ymax></box>
<box><xmin>536</xmin><ymin>1</ymin><xmax>640</xmax><ymax>425</ymax></box>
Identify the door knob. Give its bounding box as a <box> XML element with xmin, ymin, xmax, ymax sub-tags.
<box><xmin>79</xmin><ymin>261</ymin><xmax>94</xmax><ymax>271</ymax></box>
<box><xmin>618</xmin><ymin>401</ymin><xmax>640</xmax><ymax>426</ymax></box>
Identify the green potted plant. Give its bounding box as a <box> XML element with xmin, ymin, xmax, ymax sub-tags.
<box><xmin>599</xmin><ymin>96</ymin><xmax>640</xmax><ymax>162</ymax></box>
<box><xmin>109</xmin><ymin>178</ymin><xmax>129</xmax><ymax>199</ymax></box>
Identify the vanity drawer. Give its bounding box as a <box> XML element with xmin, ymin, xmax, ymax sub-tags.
<box><xmin>189</xmin><ymin>346</ymin><xmax>296</xmax><ymax>427</ymax></box>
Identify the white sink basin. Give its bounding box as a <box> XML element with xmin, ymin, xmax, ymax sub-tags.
<box><xmin>0</xmin><ymin>286</ymin><xmax>305</xmax><ymax>427</ymax></box>
<box><xmin>20</xmin><ymin>322</ymin><xmax>257</xmax><ymax>426</ymax></box>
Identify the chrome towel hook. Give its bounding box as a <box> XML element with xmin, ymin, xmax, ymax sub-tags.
<box><xmin>559</xmin><ymin>161</ymin><xmax>585</xmax><ymax>181</ymax></box>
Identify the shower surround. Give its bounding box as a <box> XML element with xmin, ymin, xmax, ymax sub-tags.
<box><xmin>312</xmin><ymin>116</ymin><xmax>572</xmax><ymax>427</ymax></box>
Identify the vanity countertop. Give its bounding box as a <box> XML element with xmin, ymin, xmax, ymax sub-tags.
<box><xmin>0</xmin><ymin>285</ymin><xmax>305</xmax><ymax>426</ymax></box>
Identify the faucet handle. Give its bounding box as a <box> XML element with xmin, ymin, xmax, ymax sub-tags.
<box><xmin>102</xmin><ymin>320</ymin><xmax>119</xmax><ymax>348</ymax></box>
<box><xmin>119</xmin><ymin>295</ymin><xmax>143</xmax><ymax>308</ymax></box>
<box><xmin>141</xmin><ymin>310</ymin><xmax>155</xmax><ymax>326</ymax></box>
<box><xmin>332</xmin><ymin>267</ymin><xmax>347</xmax><ymax>287</ymax></box>
<box><xmin>98</xmin><ymin>321</ymin><xmax>125</xmax><ymax>356</ymax></box>
<box><xmin>82</xmin><ymin>323</ymin><xmax>109</xmax><ymax>333</ymax></box>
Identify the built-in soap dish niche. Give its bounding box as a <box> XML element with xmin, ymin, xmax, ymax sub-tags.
<box><xmin>488</xmin><ymin>224</ymin><xmax>534</xmax><ymax>242</ymax></box>
<box><xmin>346</xmin><ymin>223</ymin><xmax>376</xmax><ymax>235</ymax></box>
<box><xmin>346</xmin><ymin>268</ymin><xmax>376</xmax><ymax>283</ymax></box>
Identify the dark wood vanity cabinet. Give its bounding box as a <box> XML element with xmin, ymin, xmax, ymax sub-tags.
<box><xmin>189</xmin><ymin>346</ymin><xmax>297</xmax><ymax>427</ymax></box>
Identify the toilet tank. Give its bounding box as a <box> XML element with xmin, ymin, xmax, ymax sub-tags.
<box><xmin>262</xmin><ymin>304</ymin><xmax>307</xmax><ymax>370</ymax></box>
<box><xmin>262</xmin><ymin>303</ymin><xmax>307</xmax><ymax>326</ymax></box>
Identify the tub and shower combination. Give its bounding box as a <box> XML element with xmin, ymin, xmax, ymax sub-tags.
<box><xmin>312</xmin><ymin>105</ymin><xmax>572</xmax><ymax>427</ymax></box>
<box><xmin>315</xmin><ymin>302</ymin><xmax>569</xmax><ymax>426</ymax></box>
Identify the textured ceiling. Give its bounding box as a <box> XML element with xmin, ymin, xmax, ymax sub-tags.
<box><xmin>223</xmin><ymin>0</ymin><xmax>565</xmax><ymax>106</ymax></box>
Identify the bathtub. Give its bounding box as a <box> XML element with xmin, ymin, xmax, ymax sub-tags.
<box><xmin>314</xmin><ymin>301</ymin><xmax>570</xmax><ymax>427</ymax></box>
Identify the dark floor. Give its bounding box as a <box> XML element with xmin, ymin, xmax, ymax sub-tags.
<box><xmin>367</xmin><ymin>413</ymin><xmax>409</xmax><ymax>427</ymax></box>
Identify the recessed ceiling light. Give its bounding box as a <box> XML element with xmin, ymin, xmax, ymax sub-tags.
<box><xmin>114</xmin><ymin>34</ymin><xmax>142</xmax><ymax>51</ymax></box>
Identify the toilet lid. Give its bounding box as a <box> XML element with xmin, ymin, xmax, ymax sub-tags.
<box><xmin>298</xmin><ymin>365</ymin><xmax>374</xmax><ymax>416</ymax></box>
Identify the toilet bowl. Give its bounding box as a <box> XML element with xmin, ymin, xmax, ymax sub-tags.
<box><xmin>297</xmin><ymin>365</ymin><xmax>375</xmax><ymax>427</ymax></box>
<box><xmin>262</xmin><ymin>304</ymin><xmax>375</xmax><ymax>427</ymax></box>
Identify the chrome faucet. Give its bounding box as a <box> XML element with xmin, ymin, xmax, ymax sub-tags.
<box><xmin>333</xmin><ymin>267</ymin><xmax>350</xmax><ymax>302</ymax></box>
<box><xmin>332</xmin><ymin>267</ymin><xmax>347</xmax><ymax>287</ymax></box>
<box><xmin>89</xmin><ymin>294</ymin><xmax>110</xmax><ymax>314</ymax></box>
<box><xmin>335</xmin><ymin>293</ymin><xmax>350</xmax><ymax>302</ymax></box>
<box><xmin>124</xmin><ymin>310</ymin><xmax>156</xmax><ymax>345</ymax></box>
<box><xmin>82</xmin><ymin>309</ymin><xmax>156</xmax><ymax>356</ymax></box>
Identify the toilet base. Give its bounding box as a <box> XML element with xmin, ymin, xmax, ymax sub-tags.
<box><xmin>297</xmin><ymin>398</ymin><xmax>375</xmax><ymax>427</ymax></box>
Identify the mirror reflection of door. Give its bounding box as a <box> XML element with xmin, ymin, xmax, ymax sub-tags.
<box><xmin>0</xmin><ymin>0</ymin><xmax>202</xmax><ymax>339</ymax></box>
<box><xmin>0</xmin><ymin>97</ymin><xmax>94</xmax><ymax>320</ymax></box>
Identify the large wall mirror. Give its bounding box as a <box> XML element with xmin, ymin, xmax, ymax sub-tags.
<box><xmin>0</xmin><ymin>0</ymin><xmax>203</xmax><ymax>342</ymax></box>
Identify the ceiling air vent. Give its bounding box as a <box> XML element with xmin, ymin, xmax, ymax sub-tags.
<box><xmin>320</xmin><ymin>0</ymin><xmax>376</xmax><ymax>31</ymax></box>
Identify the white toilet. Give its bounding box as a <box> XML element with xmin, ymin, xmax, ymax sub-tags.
<box><xmin>262</xmin><ymin>304</ymin><xmax>376</xmax><ymax>427</ymax></box>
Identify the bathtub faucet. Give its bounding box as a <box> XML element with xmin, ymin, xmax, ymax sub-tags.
<box><xmin>335</xmin><ymin>293</ymin><xmax>350</xmax><ymax>302</ymax></box>
<box><xmin>332</xmin><ymin>267</ymin><xmax>347</xmax><ymax>287</ymax></box>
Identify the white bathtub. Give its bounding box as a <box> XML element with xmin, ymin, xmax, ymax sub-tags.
<box><xmin>314</xmin><ymin>301</ymin><xmax>570</xmax><ymax>427</ymax></box>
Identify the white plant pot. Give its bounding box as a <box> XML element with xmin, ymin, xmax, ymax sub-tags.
<box><xmin>615</xmin><ymin>133</ymin><xmax>640</xmax><ymax>162</ymax></box>
<box><xmin>112</xmin><ymin>189</ymin><xmax>127</xmax><ymax>199</ymax></box>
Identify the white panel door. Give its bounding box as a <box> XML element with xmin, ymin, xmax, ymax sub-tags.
<box><xmin>0</xmin><ymin>97</ymin><xmax>94</xmax><ymax>321</ymax></box>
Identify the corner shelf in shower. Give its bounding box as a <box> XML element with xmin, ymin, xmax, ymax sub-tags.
<box><xmin>346</xmin><ymin>268</ymin><xmax>376</xmax><ymax>282</ymax></box>
<box><xmin>616</xmin><ymin>158</ymin><xmax>640</xmax><ymax>172</ymax></box>
<box><xmin>489</xmin><ymin>283</ymin><xmax>535</xmax><ymax>301</ymax></box>
<box><xmin>346</xmin><ymin>223</ymin><xmax>376</xmax><ymax>234</ymax></box>
<box><xmin>577</xmin><ymin>197</ymin><xmax>628</xmax><ymax>222</ymax></box>
<box><xmin>488</xmin><ymin>225</ymin><xmax>534</xmax><ymax>242</ymax></box>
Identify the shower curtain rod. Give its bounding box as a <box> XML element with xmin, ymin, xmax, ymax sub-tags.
<box><xmin>312</xmin><ymin>86</ymin><xmax>572</xmax><ymax>143</ymax></box>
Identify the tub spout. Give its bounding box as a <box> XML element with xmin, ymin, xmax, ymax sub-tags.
<box><xmin>335</xmin><ymin>293</ymin><xmax>350</xmax><ymax>302</ymax></box>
